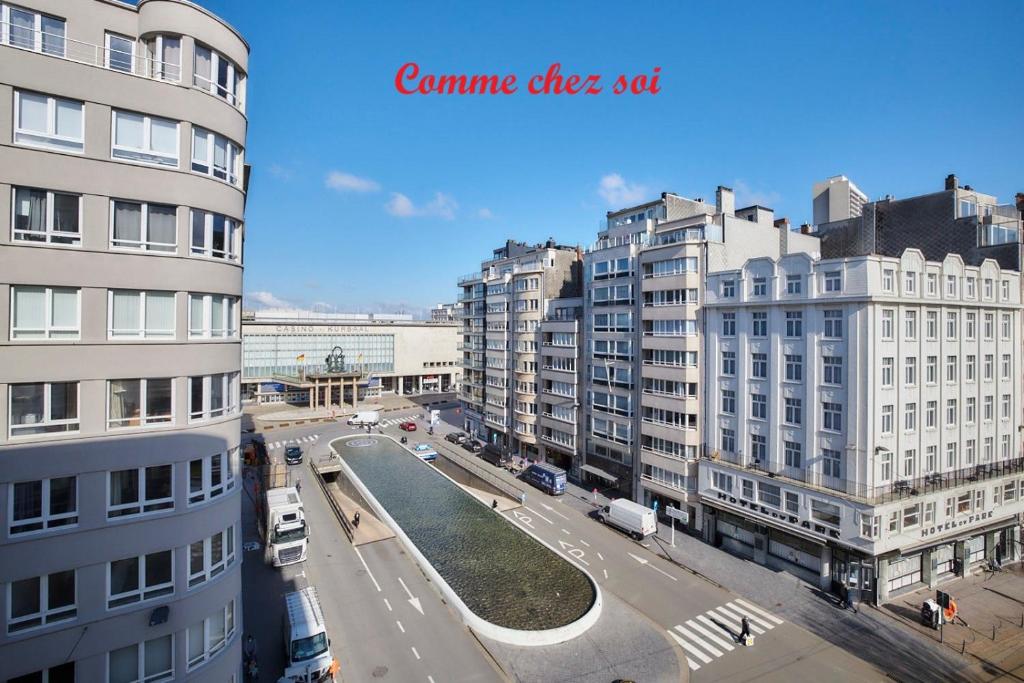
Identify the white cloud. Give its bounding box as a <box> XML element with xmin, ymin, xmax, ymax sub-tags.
<box><xmin>476</xmin><ymin>208</ymin><xmax>495</xmax><ymax>220</ymax></box>
<box><xmin>268</xmin><ymin>164</ymin><xmax>293</xmax><ymax>181</ymax></box>
<box><xmin>325</xmin><ymin>170</ymin><xmax>381</xmax><ymax>193</ymax></box>
<box><xmin>598</xmin><ymin>173</ymin><xmax>648</xmax><ymax>207</ymax></box>
<box><xmin>246</xmin><ymin>291</ymin><xmax>291</xmax><ymax>309</ymax></box>
<box><xmin>385</xmin><ymin>192</ymin><xmax>458</xmax><ymax>220</ymax></box>
<box><xmin>733</xmin><ymin>180</ymin><xmax>781</xmax><ymax>209</ymax></box>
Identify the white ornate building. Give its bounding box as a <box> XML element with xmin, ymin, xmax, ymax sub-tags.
<box><xmin>701</xmin><ymin>249</ymin><xmax>1023</xmax><ymax>604</ymax></box>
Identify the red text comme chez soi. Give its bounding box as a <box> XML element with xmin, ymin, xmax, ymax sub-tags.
<box><xmin>394</xmin><ymin>62</ymin><xmax>662</xmax><ymax>96</ymax></box>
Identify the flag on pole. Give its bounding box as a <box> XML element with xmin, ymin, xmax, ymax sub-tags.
<box><xmin>296</xmin><ymin>353</ymin><xmax>305</xmax><ymax>362</ymax></box>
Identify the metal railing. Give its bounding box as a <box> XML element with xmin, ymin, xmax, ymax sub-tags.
<box><xmin>705</xmin><ymin>453</ymin><xmax>1024</xmax><ymax>505</ymax></box>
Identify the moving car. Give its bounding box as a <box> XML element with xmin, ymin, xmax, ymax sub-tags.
<box><xmin>284</xmin><ymin>445</ymin><xmax>303</xmax><ymax>465</ymax></box>
<box><xmin>597</xmin><ymin>498</ymin><xmax>657</xmax><ymax>540</ymax></box>
<box><xmin>347</xmin><ymin>410</ymin><xmax>380</xmax><ymax>426</ymax></box>
<box><xmin>445</xmin><ymin>432</ymin><xmax>467</xmax><ymax>444</ymax></box>
<box><xmin>522</xmin><ymin>462</ymin><xmax>566</xmax><ymax>495</ymax></box>
<box><xmin>461</xmin><ymin>440</ymin><xmax>483</xmax><ymax>454</ymax></box>
<box><xmin>399</xmin><ymin>421</ymin><xmax>417</xmax><ymax>431</ymax></box>
<box><xmin>283</xmin><ymin>587</ymin><xmax>334</xmax><ymax>682</ymax></box>
<box><xmin>412</xmin><ymin>442</ymin><xmax>437</xmax><ymax>462</ymax></box>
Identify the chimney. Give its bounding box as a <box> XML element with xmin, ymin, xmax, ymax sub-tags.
<box><xmin>716</xmin><ymin>186</ymin><xmax>735</xmax><ymax>216</ymax></box>
<box><xmin>800</xmin><ymin>223</ymin><xmax>812</xmax><ymax>235</ymax></box>
<box><xmin>774</xmin><ymin>217</ymin><xmax>790</xmax><ymax>230</ymax></box>
<box><xmin>945</xmin><ymin>174</ymin><xmax>958</xmax><ymax>191</ymax></box>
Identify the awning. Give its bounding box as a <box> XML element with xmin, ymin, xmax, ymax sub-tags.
<box><xmin>580</xmin><ymin>464</ymin><xmax>618</xmax><ymax>484</ymax></box>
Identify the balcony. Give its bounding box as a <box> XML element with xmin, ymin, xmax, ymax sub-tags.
<box><xmin>705</xmin><ymin>453</ymin><xmax>1024</xmax><ymax>506</ymax></box>
<box><xmin>458</xmin><ymin>271</ymin><xmax>483</xmax><ymax>285</ymax></box>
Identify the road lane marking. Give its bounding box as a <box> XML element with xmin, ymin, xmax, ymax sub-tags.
<box><xmin>597</xmin><ymin>552</ymin><xmax>604</xmax><ymax>561</ymax></box>
<box><xmin>384</xmin><ymin>598</ymin><xmax>392</xmax><ymax>612</ymax></box>
<box><xmin>603</xmin><ymin>569</ymin><xmax>608</xmax><ymax>579</ymax></box>
<box><xmin>711</xmin><ymin>607</ymin><xmax>764</xmax><ymax>635</ymax></box>
<box><xmin>353</xmin><ymin>546</ymin><xmax>382</xmax><ymax>592</ymax></box>
<box><xmin>578</xmin><ymin>539</ymin><xmax>590</xmax><ymax>547</ymax></box>
<box><xmin>561</xmin><ymin>528</ymin><xmax>571</xmax><ymax>535</ymax></box>
<box><xmin>720</xmin><ymin>603</ymin><xmax>770</xmax><ymax>632</ymax></box>
<box><xmin>428</xmin><ymin>677</ymin><xmax>435</xmax><ymax>683</ymax></box>
<box><xmin>524</xmin><ymin>506</ymin><xmax>554</xmax><ymax>524</ymax></box>
<box><xmin>541</xmin><ymin>502</ymin><xmax>570</xmax><ymax>520</ymax></box>
<box><xmin>734</xmin><ymin>598</ymin><xmax>784</xmax><ymax>625</ymax></box>
<box><xmin>411</xmin><ymin>646</ymin><xmax>421</xmax><ymax>660</ymax></box>
<box><xmin>685</xmin><ymin>619</ymin><xmax>734</xmax><ymax>652</ymax></box>
<box><xmin>397</xmin><ymin>620</ymin><xmax>405</xmax><ymax>633</ymax></box>
<box><xmin>509</xmin><ymin>509</ymin><xmax>535</xmax><ymax>529</ymax></box>
<box><xmin>666</xmin><ymin>629</ymin><xmax>710</xmax><ymax>666</ymax></box>
<box><xmin>627</xmin><ymin>552</ymin><xmax>677</xmax><ymax>581</ymax></box>
<box><xmin>674</xmin><ymin>623</ymin><xmax>724</xmax><ymax>658</ymax></box>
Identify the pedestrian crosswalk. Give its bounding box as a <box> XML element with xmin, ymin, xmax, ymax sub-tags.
<box><xmin>667</xmin><ymin>598</ymin><xmax>784</xmax><ymax>671</ymax></box>
<box><xmin>265</xmin><ymin>434</ymin><xmax>320</xmax><ymax>450</ymax></box>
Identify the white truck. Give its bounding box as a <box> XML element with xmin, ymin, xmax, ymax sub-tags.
<box><xmin>265</xmin><ymin>487</ymin><xmax>308</xmax><ymax>567</ymax></box>
<box><xmin>597</xmin><ymin>498</ymin><xmax>657</xmax><ymax>540</ymax></box>
<box><xmin>346</xmin><ymin>410</ymin><xmax>380</xmax><ymax>426</ymax></box>
<box><xmin>282</xmin><ymin>587</ymin><xmax>334</xmax><ymax>682</ymax></box>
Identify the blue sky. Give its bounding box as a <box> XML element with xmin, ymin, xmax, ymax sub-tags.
<box><xmin>199</xmin><ymin>0</ymin><xmax>1024</xmax><ymax>317</ymax></box>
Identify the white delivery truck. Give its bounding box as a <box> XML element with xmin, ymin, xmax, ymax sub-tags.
<box><xmin>597</xmin><ymin>498</ymin><xmax>657</xmax><ymax>540</ymax></box>
<box><xmin>346</xmin><ymin>410</ymin><xmax>380</xmax><ymax>426</ymax></box>
<box><xmin>265</xmin><ymin>487</ymin><xmax>308</xmax><ymax>567</ymax></box>
<box><xmin>282</xmin><ymin>587</ymin><xmax>335</xmax><ymax>682</ymax></box>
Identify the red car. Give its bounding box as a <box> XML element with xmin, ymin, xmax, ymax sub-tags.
<box><xmin>399</xmin><ymin>421</ymin><xmax>417</xmax><ymax>432</ymax></box>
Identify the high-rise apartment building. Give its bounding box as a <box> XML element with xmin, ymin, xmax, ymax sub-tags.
<box><xmin>812</xmin><ymin>175</ymin><xmax>867</xmax><ymax>226</ymax></box>
<box><xmin>0</xmin><ymin>1</ymin><xmax>248</xmax><ymax>680</ymax></box>
<box><xmin>458</xmin><ymin>240</ymin><xmax>582</xmax><ymax>463</ymax></box>
<box><xmin>581</xmin><ymin>189</ymin><xmax>819</xmax><ymax>517</ymax></box>
<box><xmin>701</xmin><ymin>250</ymin><xmax>1023</xmax><ymax>605</ymax></box>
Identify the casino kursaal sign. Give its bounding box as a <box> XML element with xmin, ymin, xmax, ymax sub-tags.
<box><xmin>715</xmin><ymin>491</ymin><xmax>842</xmax><ymax>540</ymax></box>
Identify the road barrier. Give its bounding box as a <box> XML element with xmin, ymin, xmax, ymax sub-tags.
<box><xmin>310</xmin><ymin>459</ymin><xmax>354</xmax><ymax>542</ymax></box>
<box><xmin>434</xmin><ymin>441</ymin><xmax>526</xmax><ymax>502</ymax></box>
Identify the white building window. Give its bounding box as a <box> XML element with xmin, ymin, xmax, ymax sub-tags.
<box><xmin>822</xmin><ymin>449</ymin><xmax>842</xmax><ymax>478</ymax></box>
<box><xmin>111</xmin><ymin>110</ymin><xmax>179</xmax><ymax>167</ymax></box>
<box><xmin>104</xmin><ymin>31</ymin><xmax>134</xmax><ymax>73</ymax></box>
<box><xmin>145</xmin><ymin>34</ymin><xmax>182</xmax><ymax>82</ymax></box>
<box><xmin>882</xmin><ymin>269</ymin><xmax>894</xmax><ymax>292</ymax></box>
<box><xmin>905</xmin><ymin>403</ymin><xmax>916</xmax><ymax>432</ymax></box>
<box><xmin>752</xmin><ymin>277</ymin><xmax>767</xmax><ymax>296</ymax></box>
<box><xmin>12</xmin><ymin>186</ymin><xmax>81</xmax><ymax>245</ymax></box>
<box><xmin>881</xmin><ymin>357</ymin><xmax>893</xmax><ymax>387</ymax></box>
<box><xmin>751</xmin><ymin>311</ymin><xmax>767</xmax><ymax>337</ymax></box>
<box><xmin>9</xmin><ymin>476</ymin><xmax>77</xmax><ymax>535</ymax></box>
<box><xmin>188</xmin><ymin>525</ymin><xmax>235</xmax><ymax>588</ymax></box>
<box><xmin>721</xmin><ymin>312</ymin><xmax>736</xmax><ymax>337</ymax></box>
<box><xmin>107</xmin><ymin>465</ymin><xmax>174</xmax><ymax>519</ymax></box>
<box><xmin>7</xmin><ymin>569</ymin><xmax>76</xmax><ymax>633</ymax></box>
<box><xmin>109</xmin><ymin>290</ymin><xmax>176</xmax><ymax>339</ymax></box>
<box><xmin>786</xmin><ymin>274</ymin><xmax>802</xmax><ymax>294</ymax></box>
<box><xmin>191</xmin><ymin>127</ymin><xmax>240</xmax><ymax>185</ymax></box>
<box><xmin>721</xmin><ymin>280</ymin><xmax>735</xmax><ymax>297</ymax></box>
<box><xmin>11</xmin><ymin>286</ymin><xmax>79</xmax><ymax>339</ymax></box>
<box><xmin>111</xmin><ymin>200</ymin><xmax>177</xmax><ymax>252</ymax></box>
<box><xmin>926</xmin><ymin>273</ymin><xmax>937</xmax><ymax>296</ymax></box>
<box><xmin>904</xmin><ymin>271</ymin><xmax>916</xmax><ymax>294</ymax></box>
<box><xmin>190</xmin><ymin>209</ymin><xmax>240</xmax><ymax>260</ymax></box>
<box><xmin>9</xmin><ymin>382</ymin><xmax>79</xmax><ymax>436</ymax></box>
<box><xmin>946</xmin><ymin>398</ymin><xmax>958</xmax><ymax>427</ymax></box>
<box><xmin>785</xmin><ymin>311</ymin><xmax>803</xmax><ymax>337</ymax></box>
<box><xmin>824</xmin><ymin>270</ymin><xmax>841</xmax><ymax>292</ymax></box>
<box><xmin>187</xmin><ymin>449</ymin><xmax>236</xmax><ymax>505</ymax></box>
<box><xmin>946</xmin><ymin>311</ymin><xmax>957</xmax><ymax>339</ymax></box>
<box><xmin>751</xmin><ymin>393</ymin><xmax>766</xmax><ymax>419</ymax></box>
<box><xmin>188</xmin><ymin>293</ymin><xmax>238</xmax><ymax>338</ymax></box>
<box><xmin>905</xmin><ymin>357</ymin><xmax>917</xmax><ymax>386</ymax></box>
<box><xmin>881</xmin><ymin>309</ymin><xmax>894</xmax><ymax>339</ymax></box>
<box><xmin>881</xmin><ymin>405</ymin><xmax>894</xmax><ymax>434</ymax></box>
<box><xmin>188</xmin><ymin>373</ymin><xmax>238</xmax><ymax>421</ymax></box>
<box><xmin>823</xmin><ymin>356</ymin><xmax>843</xmax><ymax>385</ymax></box>
<box><xmin>784</xmin><ymin>398</ymin><xmax>802</xmax><ymax>426</ymax></box>
<box><xmin>3</xmin><ymin>5</ymin><xmax>66</xmax><ymax>55</ymax></box>
<box><xmin>107</xmin><ymin>550</ymin><xmax>174</xmax><ymax>608</ymax></box>
<box><xmin>905</xmin><ymin>310</ymin><xmax>917</xmax><ymax>339</ymax></box>
<box><xmin>823</xmin><ymin>310</ymin><xmax>843</xmax><ymax>338</ymax></box>
<box><xmin>823</xmin><ymin>402</ymin><xmax>842</xmax><ymax>432</ymax></box>
<box><xmin>946</xmin><ymin>274</ymin><xmax>957</xmax><ymax>297</ymax></box>
<box><xmin>107</xmin><ymin>378</ymin><xmax>174</xmax><ymax>428</ymax></box>
<box><xmin>13</xmin><ymin>90</ymin><xmax>83</xmax><ymax>153</ymax></box>
<box><xmin>925</xmin><ymin>401</ymin><xmax>936</xmax><ymax>428</ymax></box>
<box><xmin>108</xmin><ymin>634</ymin><xmax>174</xmax><ymax>683</ymax></box>
<box><xmin>186</xmin><ymin>600</ymin><xmax>236</xmax><ymax>670</ymax></box>
<box><xmin>193</xmin><ymin>43</ymin><xmax>244</xmax><ymax>108</ymax></box>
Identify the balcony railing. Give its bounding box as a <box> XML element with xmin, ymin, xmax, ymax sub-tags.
<box><xmin>458</xmin><ymin>271</ymin><xmax>483</xmax><ymax>284</ymax></box>
<box><xmin>705</xmin><ymin>453</ymin><xmax>1024</xmax><ymax>505</ymax></box>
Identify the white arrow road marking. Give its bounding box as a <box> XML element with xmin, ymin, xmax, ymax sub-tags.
<box><xmin>540</xmin><ymin>502</ymin><xmax>570</xmax><ymax>520</ymax></box>
<box><xmin>353</xmin><ymin>547</ymin><xmax>381</xmax><ymax>592</ymax></box>
<box><xmin>398</xmin><ymin>577</ymin><xmax>424</xmax><ymax>615</ymax></box>
<box><xmin>557</xmin><ymin>539</ymin><xmax>589</xmax><ymax>566</ymax></box>
<box><xmin>627</xmin><ymin>552</ymin><xmax>677</xmax><ymax>581</ymax></box>
<box><xmin>524</xmin><ymin>506</ymin><xmax>553</xmax><ymax>524</ymax></box>
<box><xmin>510</xmin><ymin>509</ymin><xmax>535</xmax><ymax>529</ymax></box>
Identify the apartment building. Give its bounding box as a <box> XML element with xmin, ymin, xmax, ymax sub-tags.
<box><xmin>701</xmin><ymin>250</ymin><xmax>1023</xmax><ymax>605</ymax></box>
<box><xmin>581</xmin><ymin>189</ymin><xmax>819</xmax><ymax>517</ymax></box>
<box><xmin>0</xmin><ymin>1</ymin><xmax>248</xmax><ymax>680</ymax></box>
<box><xmin>812</xmin><ymin>175</ymin><xmax>867</xmax><ymax>225</ymax></box>
<box><xmin>458</xmin><ymin>240</ymin><xmax>582</xmax><ymax>462</ymax></box>
<box><xmin>538</xmin><ymin>298</ymin><xmax>583</xmax><ymax>473</ymax></box>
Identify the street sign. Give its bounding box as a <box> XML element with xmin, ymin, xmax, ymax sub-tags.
<box><xmin>430</xmin><ymin>409</ymin><xmax>440</xmax><ymax>425</ymax></box>
<box><xmin>667</xmin><ymin>506</ymin><xmax>689</xmax><ymax>523</ymax></box>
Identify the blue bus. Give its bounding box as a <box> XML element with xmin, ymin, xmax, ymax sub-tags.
<box><xmin>523</xmin><ymin>463</ymin><xmax>566</xmax><ymax>496</ymax></box>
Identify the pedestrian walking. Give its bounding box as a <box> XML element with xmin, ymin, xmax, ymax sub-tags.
<box><xmin>739</xmin><ymin>616</ymin><xmax>751</xmax><ymax>644</ymax></box>
<box><xmin>295</xmin><ymin>479</ymin><xmax>301</xmax><ymax>494</ymax></box>
<box><xmin>352</xmin><ymin>511</ymin><xmax>361</xmax><ymax>528</ymax></box>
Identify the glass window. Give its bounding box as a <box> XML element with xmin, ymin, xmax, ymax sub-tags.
<box><xmin>109</xmin><ymin>290</ymin><xmax>176</xmax><ymax>338</ymax></box>
<box><xmin>7</xmin><ymin>569</ymin><xmax>76</xmax><ymax>633</ymax></box>
<box><xmin>191</xmin><ymin>127</ymin><xmax>240</xmax><ymax>184</ymax></box>
<box><xmin>186</xmin><ymin>600</ymin><xmax>236</xmax><ymax>670</ymax></box>
<box><xmin>111</xmin><ymin>201</ymin><xmax>177</xmax><ymax>252</ymax></box>
<box><xmin>108</xmin><ymin>465</ymin><xmax>174</xmax><ymax>518</ymax></box>
<box><xmin>811</xmin><ymin>499</ymin><xmax>841</xmax><ymax>527</ymax></box>
<box><xmin>14</xmin><ymin>90</ymin><xmax>83</xmax><ymax>152</ymax></box>
<box><xmin>145</xmin><ymin>34</ymin><xmax>182</xmax><ymax>81</ymax></box>
<box><xmin>190</xmin><ymin>209</ymin><xmax>240</xmax><ymax>260</ymax></box>
<box><xmin>193</xmin><ymin>43</ymin><xmax>243</xmax><ymax>108</ymax></box>
<box><xmin>6</xmin><ymin>6</ymin><xmax>66</xmax><ymax>55</ymax></box>
<box><xmin>107</xmin><ymin>550</ymin><xmax>173</xmax><ymax>608</ymax></box>
<box><xmin>107</xmin><ymin>378</ymin><xmax>173</xmax><ymax>428</ymax></box>
<box><xmin>9</xmin><ymin>476</ymin><xmax>77</xmax><ymax>535</ymax></box>
<box><xmin>112</xmin><ymin>111</ymin><xmax>179</xmax><ymax>167</ymax></box>
<box><xmin>105</xmin><ymin>32</ymin><xmax>134</xmax><ymax>73</ymax></box>
<box><xmin>109</xmin><ymin>634</ymin><xmax>173</xmax><ymax>683</ymax></box>
<box><xmin>9</xmin><ymin>382</ymin><xmax>79</xmax><ymax>436</ymax></box>
<box><xmin>11</xmin><ymin>286</ymin><xmax>79</xmax><ymax>339</ymax></box>
<box><xmin>12</xmin><ymin>187</ymin><xmax>81</xmax><ymax>245</ymax></box>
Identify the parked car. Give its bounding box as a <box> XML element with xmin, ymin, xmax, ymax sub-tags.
<box><xmin>522</xmin><ymin>462</ymin><xmax>567</xmax><ymax>495</ymax></box>
<box><xmin>412</xmin><ymin>442</ymin><xmax>437</xmax><ymax>462</ymax></box>
<box><xmin>284</xmin><ymin>446</ymin><xmax>303</xmax><ymax>465</ymax></box>
<box><xmin>461</xmin><ymin>440</ymin><xmax>483</xmax><ymax>454</ymax></box>
<box><xmin>399</xmin><ymin>421</ymin><xmax>417</xmax><ymax>431</ymax></box>
<box><xmin>445</xmin><ymin>432</ymin><xmax>468</xmax><ymax>444</ymax></box>
<box><xmin>597</xmin><ymin>498</ymin><xmax>657</xmax><ymax>540</ymax></box>
<box><xmin>480</xmin><ymin>444</ymin><xmax>511</xmax><ymax>468</ymax></box>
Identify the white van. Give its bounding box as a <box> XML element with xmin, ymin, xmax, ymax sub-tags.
<box><xmin>283</xmin><ymin>587</ymin><xmax>334</xmax><ymax>681</ymax></box>
<box><xmin>346</xmin><ymin>410</ymin><xmax>380</xmax><ymax>426</ymax></box>
<box><xmin>597</xmin><ymin>498</ymin><xmax>657</xmax><ymax>539</ymax></box>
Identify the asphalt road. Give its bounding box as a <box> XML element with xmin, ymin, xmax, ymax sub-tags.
<box><xmin>244</xmin><ymin>404</ymin><xmax>885</xmax><ymax>682</ymax></box>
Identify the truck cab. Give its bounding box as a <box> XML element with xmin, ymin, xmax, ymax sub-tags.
<box><xmin>283</xmin><ymin>587</ymin><xmax>334</xmax><ymax>681</ymax></box>
<box><xmin>266</xmin><ymin>487</ymin><xmax>309</xmax><ymax>566</ymax></box>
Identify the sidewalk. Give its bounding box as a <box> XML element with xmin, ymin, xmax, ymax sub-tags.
<box><xmin>251</xmin><ymin>392</ymin><xmax>457</xmax><ymax>426</ymax></box>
